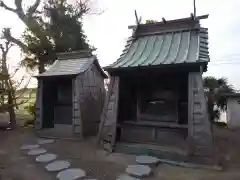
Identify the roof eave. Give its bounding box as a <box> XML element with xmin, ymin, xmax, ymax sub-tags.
<box><xmin>222</xmin><ymin>93</ymin><xmax>240</xmax><ymax>98</ymax></box>
<box><xmin>35</xmin><ymin>73</ymin><xmax>78</xmax><ymax>78</ymax></box>
<box><xmin>93</xmin><ymin>59</ymin><xmax>108</xmax><ymax>79</ymax></box>
<box><xmin>104</xmin><ymin>62</ymin><xmax>208</xmax><ymax>73</ymax></box>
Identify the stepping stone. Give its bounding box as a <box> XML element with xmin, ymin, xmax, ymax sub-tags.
<box><xmin>136</xmin><ymin>155</ymin><xmax>160</xmax><ymax>166</ymax></box>
<box><xmin>27</xmin><ymin>148</ymin><xmax>47</xmax><ymax>155</ymax></box>
<box><xmin>57</xmin><ymin>168</ymin><xmax>86</xmax><ymax>180</ymax></box>
<box><xmin>37</xmin><ymin>139</ymin><xmax>55</xmax><ymax>145</ymax></box>
<box><xmin>36</xmin><ymin>153</ymin><xmax>57</xmax><ymax>163</ymax></box>
<box><xmin>126</xmin><ymin>165</ymin><xmax>152</xmax><ymax>178</ymax></box>
<box><xmin>45</xmin><ymin>160</ymin><xmax>70</xmax><ymax>172</ymax></box>
<box><xmin>20</xmin><ymin>144</ymin><xmax>40</xmax><ymax>150</ymax></box>
<box><xmin>117</xmin><ymin>175</ymin><xmax>140</xmax><ymax>180</ymax></box>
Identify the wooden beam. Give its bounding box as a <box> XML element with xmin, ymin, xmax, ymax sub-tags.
<box><xmin>128</xmin><ymin>14</ymin><xmax>209</xmax><ymax>29</ymax></box>
<box><xmin>134</xmin><ymin>10</ymin><xmax>140</xmax><ymax>25</ymax></box>
<box><xmin>193</xmin><ymin>0</ymin><xmax>196</xmax><ymax>19</ymax></box>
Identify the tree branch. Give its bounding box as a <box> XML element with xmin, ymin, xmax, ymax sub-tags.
<box><xmin>13</xmin><ymin>77</ymin><xmax>25</xmax><ymax>90</ymax></box>
<box><xmin>14</xmin><ymin>77</ymin><xmax>32</xmax><ymax>100</ymax></box>
<box><xmin>0</xmin><ymin>44</ymin><xmax>4</xmax><ymax>53</ymax></box>
<box><xmin>10</xmin><ymin>67</ymin><xmax>20</xmax><ymax>79</ymax></box>
<box><xmin>27</xmin><ymin>0</ymin><xmax>41</xmax><ymax>17</ymax></box>
<box><xmin>14</xmin><ymin>0</ymin><xmax>23</xmax><ymax>11</ymax></box>
<box><xmin>0</xmin><ymin>1</ymin><xmax>17</xmax><ymax>12</ymax></box>
<box><xmin>2</xmin><ymin>28</ymin><xmax>28</xmax><ymax>53</ymax></box>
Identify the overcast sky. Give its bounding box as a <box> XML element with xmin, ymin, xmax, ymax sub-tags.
<box><xmin>0</xmin><ymin>0</ymin><xmax>240</xmax><ymax>90</ymax></box>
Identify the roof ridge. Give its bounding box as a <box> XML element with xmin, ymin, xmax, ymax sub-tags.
<box><xmin>105</xmin><ymin>28</ymin><xmax>209</xmax><ymax>71</ymax></box>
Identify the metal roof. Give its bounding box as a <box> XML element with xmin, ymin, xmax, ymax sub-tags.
<box><xmin>105</xmin><ymin>18</ymin><xmax>209</xmax><ymax>70</ymax></box>
<box><xmin>38</xmin><ymin>55</ymin><xmax>107</xmax><ymax>78</ymax></box>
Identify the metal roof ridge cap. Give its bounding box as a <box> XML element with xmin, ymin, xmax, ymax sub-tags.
<box><xmin>134</xmin><ymin>27</ymin><xmax>200</xmax><ymax>38</ymax></box>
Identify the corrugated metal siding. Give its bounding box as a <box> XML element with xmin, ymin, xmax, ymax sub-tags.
<box><xmin>107</xmin><ymin>28</ymin><xmax>209</xmax><ymax>69</ymax></box>
<box><xmin>38</xmin><ymin>57</ymin><xmax>95</xmax><ymax>77</ymax></box>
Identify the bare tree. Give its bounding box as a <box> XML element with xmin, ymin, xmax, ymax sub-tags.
<box><xmin>0</xmin><ymin>37</ymin><xmax>32</xmax><ymax>127</ymax></box>
<box><xmin>0</xmin><ymin>38</ymin><xmax>17</xmax><ymax>126</ymax></box>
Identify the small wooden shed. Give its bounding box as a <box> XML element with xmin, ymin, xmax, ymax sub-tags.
<box><xmin>224</xmin><ymin>93</ymin><xmax>240</xmax><ymax>129</ymax></box>
<box><xmin>98</xmin><ymin>15</ymin><xmax>214</xmax><ymax>160</ymax></box>
<box><xmin>35</xmin><ymin>51</ymin><xmax>107</xmax><ymax>138</ymax></box>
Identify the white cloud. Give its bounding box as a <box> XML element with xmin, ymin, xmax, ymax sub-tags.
<box><xmin>0</xmin><ymin>0</ymin><xmax>240</xmax><ymax>89</ymax></box>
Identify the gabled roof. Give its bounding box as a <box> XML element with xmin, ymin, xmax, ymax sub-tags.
<box><xmin>37</xmin><ymin>51</ymin><xmax>108</xmax><ymax>78</ymax></box>
<box><xmin>105</xmin><ymin>15</ymin><xmax>209</xmax><ymax>71</ymax></box>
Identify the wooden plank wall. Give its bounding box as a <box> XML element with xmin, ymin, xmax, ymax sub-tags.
<box><xmin>35</xmin><ymin>79</ymin><xmax>43</xmax><ymax>129</ymax></box>
<box><xmin>188</xmin><ymin>72</ymin><xmax>214</xmax><ymax>157</ymax></box>
<box><xmin>74</xmin><ymin>62</ymin><xmax>106</xmax><ymax>137</ymax></box>
<box><xmin>97</xmin><ymin>76</ymin><xmax>119</xmax><ymax>152</ymax></box>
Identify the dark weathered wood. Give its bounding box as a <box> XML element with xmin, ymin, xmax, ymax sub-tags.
<box><xmin>110</xmin><ymin>77</ymin><xmax>120</xmax><ymax>148</ymax></box>
<box><xmin>72</xmin><ymin>76</ymin><xmax>82</xmax><ymax>135</ymax></box>
<box><xmin>188</xmin><ymin>72</ymin><xmax>194</xmax><ymax>139</ymax></box>
<box><xmin>120</xmin><ymin>124</ymin><xmax>187</xmax><ymax>147</ymax></box>
<box><xmin>35</xmin><ymin>79</ymin><xmax>43</xmax><ymax>129</ymax></box>
<box><xmin>97</xmin><ymin>76</ymin><xmax>119</xmax><ymax>152</ymax></box>
<box><xmin>123</xmin><ymin>121</ymin><xmax>188</xmax><ymax>129</ymax></box>
<box><xmin>188</xmin><ymin>72</ymin><xmax>214</xmax><ymax>157</ymax></box>
<box><xmin>77</xmin><ymin>63</ymin><xmax>106</xmax><ymax>137</ymax></box>
<box><xmin>36</xmin><ymin>52</ymin><xmax>106</xmax><ymax>139</ymax></box>
<box><xmin>97</xmin><ymin>77</ymin><xmax>115</xmax><ymax>143</ymax></box>
<box><xmin>139</xmin><ymin>113</ymin><xmax>178</xmax><ymax>122</ymax></box>
<box><xmin>136</xmin><ymin>94</ymin><xmax>141</xmax><ymax>121</ymax></box>
<box><xmin>128</xmin><ymin>14</ymin><xmax>209</xmax><ymax>29</ymax></box>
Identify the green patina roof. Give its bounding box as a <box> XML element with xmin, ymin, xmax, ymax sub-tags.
<box><xmin>105</xmin><ymin>16</ymin><xmax>209</xmax><ymax>71</ymax></box>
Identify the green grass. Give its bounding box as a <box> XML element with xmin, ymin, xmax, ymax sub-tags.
<box><xmin>15</xmin><ymin>97</ymin><xmax>36</xmax><ymax>125</ymax></box>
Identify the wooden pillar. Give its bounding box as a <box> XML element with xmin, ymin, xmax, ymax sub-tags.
<box><xmin>188</xmin><ymin>72</ymin><xmax>194</xmax><ymax>140</ymax></box>
<box><xmin>35</xmin><ymin>79</ymin><xmax>43</xmax><ymax>129</ymax></box>
<box><xmin>72</xmin><ymin>75</ymin><xmax>82</xmax><ymax>136</ymax></box>
<box><xmin>97</xmin><ymin>76</ymin><xmax>120</xmax><ymax>152</ymax></box>
<box><xmin>136</xmin><ymin>91</ymin><xmax>141</xmax><ymax>121</ymax></box>
<box><xmin>187</xmin><ymin>72</ymin><xmax>214</xmax><ymax>157</ymax></box>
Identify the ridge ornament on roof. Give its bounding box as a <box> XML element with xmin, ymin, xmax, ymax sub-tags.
<box><xmin>104</xmin><ymin>14</ymin><xmax>209</xmax><ymax>72</ymax></box>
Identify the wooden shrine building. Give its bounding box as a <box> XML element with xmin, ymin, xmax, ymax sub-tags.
<box><xmin>35</xmin><ymin>51</ymin><xmax>107</xmax><ymax>138</ymax></box>
<box><xmin>98</xmin><ymin>15</ymin><xmax>214</xmax><ymax>161</ymax></box>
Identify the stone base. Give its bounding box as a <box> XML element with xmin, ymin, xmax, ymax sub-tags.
<box><xmin>45</xmin><ymin>161</ymin><xmax>70</xmax><ymax>172</ymax></box>
<box><xmin>126</xmin><ymin>165</ymin><xmax>152</xmax><ymax>178</ymax></box>
<box><xmin>56</xmin><ymin>168</ymin><xmax>86</xmax><ymax>180</ymax></box>
<box><xmin>135</xmin><ymin>155</ymin><xmax>160</xmax><ymax>167</ymax></box>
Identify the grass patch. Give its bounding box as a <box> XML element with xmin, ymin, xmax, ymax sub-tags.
<box><xmin>15</xmin><ymin>97</ymin><xmax>35</xmax><ymax>126</ymax></box>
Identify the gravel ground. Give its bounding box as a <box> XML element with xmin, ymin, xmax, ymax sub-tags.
<box><xmin>1</xmin><ymin>127</ymin><xmax>240</xmax><ymax>180</ymax></box>
<box><xmin>0</xmin><ymin>128</ymin><xmax>53</xmax><ymax>180</ymax></box>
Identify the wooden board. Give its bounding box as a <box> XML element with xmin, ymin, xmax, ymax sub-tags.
<box><xmin>188</xmin><ymin>72</ymin><xmax>214</xmax><ymax>157</ymax></box>
<box><xmin>97</xmin><ymin>76</ymin><xmax>119</xmax><ymax>151</ymax></box>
